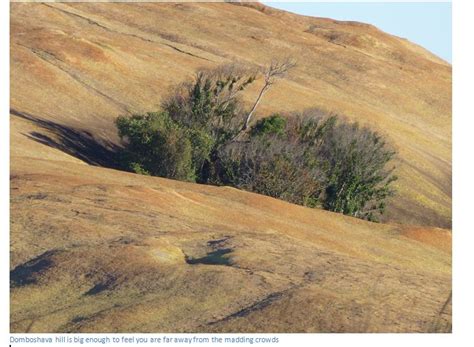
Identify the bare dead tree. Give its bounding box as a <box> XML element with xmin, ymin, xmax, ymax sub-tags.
<box><xmin>242</xmin><ymin>58</ymin><xmax>296</xmax><ymax>131</ymax></box>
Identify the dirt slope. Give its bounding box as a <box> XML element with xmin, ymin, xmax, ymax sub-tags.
<box><xmin>11</xmin><ymin>152</ymin><xmax>451</xmax><ymax>333</ymax></box>
<box><xmin>10</xmin><ymin>2</ymin><xmax>451</xmax><ymax>332</ymax></box>
<box><xmin>10</xmin><ymin>1</ymin><xmax>451</xmax><ymax>227</ymax></box>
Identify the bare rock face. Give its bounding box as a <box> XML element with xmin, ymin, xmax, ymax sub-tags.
<box><xmin>10</xmin><ymin>2</ymin><xmax>451</xmax><ymax>333</ymax></box>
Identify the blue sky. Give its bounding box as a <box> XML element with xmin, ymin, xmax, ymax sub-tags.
<box><xmin>262</xmin><ymin>2</ymin><xmax>452</xmax><ymax>63</ymax></box>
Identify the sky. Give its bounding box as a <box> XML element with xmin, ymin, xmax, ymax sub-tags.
<box><xmin>262</xmin><ymin>2</ymin><xmax>452</xmax><ymax>63</ymax></box>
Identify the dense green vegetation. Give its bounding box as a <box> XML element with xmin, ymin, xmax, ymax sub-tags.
<box><xmin>116</xmin><ymin>65</ymin><xmax>397</xmax><ymax>221</ymax></box>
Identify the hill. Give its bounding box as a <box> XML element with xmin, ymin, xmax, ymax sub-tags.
<box><xmin>10</xmin><ymin>1</ymin><xmax>452</xmax><ymax>227</ymax></box>
<box><xmin>10</xmin><ymin>2</ymin><xmax>451</xmax><ymax>332</ymax></box>
<box><xmin>10</xmin><ymin>152</ymin><xmax>451</xmax><ymax>333</ymax></box>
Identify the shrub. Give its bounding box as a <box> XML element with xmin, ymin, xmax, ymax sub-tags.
<box><xmin>317</xmin><ymin>121</ymin><xmax>397</xmax><ymax>221</ymax></box>
<box><xmin>217</xmin><ymin>135</ymin><xmax>322</xmax><ymax>205</ymax></box>
<box><xmin>161</xmin><ymin>64</ymin><xmax>257</xmax><ymax>181</ymax></box>
<box><xmin>162</xmin><ymin>64</ymin><xmax>255</xmax><ymax>143</ymax></box>
<box><xmin>115</xmin><ymin>65</ymin><xmax>397</xmax><ymax>221</ymax></box>
<box><xmin>116</xmin><ymin>112</ymin><xmax>195</xmax><ymax>181</ymax></box>
<box><xmin>216</xmin><ymin>114</ymin><xmax>329</xmax><ymax>206</ymax></box>
<box><xmin>217</xmin><ymin>112</ymin><xmax>396</xmax><ymax>220</ymax></box>
<box><xmin>251</xmin><ymin>114</ymin><xmax>287</xmax><ymax>137</ymax></box>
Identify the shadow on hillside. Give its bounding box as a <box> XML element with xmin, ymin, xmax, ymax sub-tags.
<box><xmin>10</xmin><ymin>250</ymin><xmax>58</xmax><ymax>288</ymax></box>
<box><xmin>11</xmin><ymin>108</ymin><xmax>122</xmax><ymax>169</ymax></box>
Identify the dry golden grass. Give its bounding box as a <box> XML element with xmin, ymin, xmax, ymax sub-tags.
<box><xmin>10</xmin><ymin>2</ymin><xmax>451</xmax><ymax>333</ymax></box>
<box><xmin>10</xmin><ymin>1</ymin><xmax>451</xmax><ymax>227</ymax></box>
<box><xmin>11</xmin><ymin>156</ymin><xmax>451</xmax><ymax>332</ymax></box>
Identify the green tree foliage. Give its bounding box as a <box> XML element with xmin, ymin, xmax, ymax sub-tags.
<box><xmin>116</xmin><ymin>65</ymin><xmax>397</xmax><ymax>221</ymax></box>
<box><xmin>217</xmin><ymin>112</ymin><xmax>397</xmax><ymax>221</ymax></box>
<box><xmin>318</xmin><ymin>122</ymin><xmax>397</xmax><ymax>221</ymax></box>
<box><xmin>116</xmin><ymin>112</ymin><xmax>195</xmax><ymax>181</ymax></box>
<box><xmin>117</xmin><ymin>64</ymin><xmax>256</xmax><ymax>183</ymax></box>
<box><xmin>251</xmin><ymin>114</ymin><xmax>287</xmax><ymax>137</ymax></box>
<box><xmin>163</xmin><ymin>64</ymin><xmax>256</xmax><ymax>144</ymax></box>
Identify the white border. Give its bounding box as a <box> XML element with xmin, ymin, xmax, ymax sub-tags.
<box><xmin>4</xmin><ymin>1</ymin><xmax>471</xmax><ymax>346</ymax></box>
<box><xmin>452</xmin><ymin>0</ymin><xmax>474</xmax><ymax>341</ymax></box>
<box><xmin>1</xmin><ymin>0</ymin><xmax>10</xmax><ymax>340</ymax></box>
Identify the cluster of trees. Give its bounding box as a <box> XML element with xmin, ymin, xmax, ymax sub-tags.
<box><xmin>116</xmin><ymin>62</ymin><xmax>397</xmax><ymax>221</ymax></box>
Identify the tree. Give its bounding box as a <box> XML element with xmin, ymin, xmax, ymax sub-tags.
<box><xmin>115</xmin><ymin>112</ymin><xmax>195</xmax><ymax>181</ymax></box>
<box><xmin>115</xmin><ymin>64</ymin><xmax>397</xmax><ymax>221</ymax></box>
<box><xmin>243</xmin><ymin>58</ymin><xmax>296</xmax><ymax>130</ymax></box>
<box><xmin>317</xmin><ymin>121</ymin><xmax>397</xmax><ymax>221</ymax></box>
<box><xmin>161</xmin><ymin>63</ymin><xmax>257</xmax><ymax>181</ymax></box>
<box><xmin>163</xmin><ymin>64</ymin><xmax>257</xmax><ymax>142</ymax></box>
<box><xmin>217</xmin><ymin>112</ymin><xmax>397</xmax><ymax>220</ymax></box>
<box><xmin>251</xmin><ymin>114</ymin><xmax>287</xmax><ymax>137</ymax></box>
<box><xmin>217</xmin><ymin>132</ymin><xmax>322</xmax><ymax>206</ymax></box>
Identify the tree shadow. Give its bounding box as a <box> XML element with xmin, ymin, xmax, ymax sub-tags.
<box><xmin>11</xmin><ymin>108</ymin><xmax>122</xmax><ymax>169</ymax></box>
<box><xmin>10</xmin><ymin>250</ymin><xmax>58</xmax><ymax>288</ymax></box>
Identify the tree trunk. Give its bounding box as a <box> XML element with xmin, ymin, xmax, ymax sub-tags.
<box><xmin>243</xmin><ymin>84</ymin><xmax>269</xmax><ymax>130</ymax></box>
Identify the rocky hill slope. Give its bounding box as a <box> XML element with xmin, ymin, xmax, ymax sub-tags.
<box><xmin>10</xmin><ymin>2</ymin><xmax>451</xmax><ymax>332</ymax></box>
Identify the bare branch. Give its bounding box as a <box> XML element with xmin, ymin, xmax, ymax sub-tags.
<box><xmin>243</xmin><ymin>58</ymin><xmax>296</xmax><ymax>131</ymax></box>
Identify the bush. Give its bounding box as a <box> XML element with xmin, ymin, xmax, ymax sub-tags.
<box><xmin>116</xmin><ymin>112</ymin><xmax>195</xmax><ymax>181</ymax></box>
<box><xmin>217</xmin><ymin>112</ymin><xmax>396</xmax><ymax>221</ymax></box>
<box><xmin>217</xmin><ymin>114</ymin><xmax>329</xmax><ymax>206</ymax></box>
<box><xmin>162</xmin><ymin>64</ymin><xmax>255</xmax><ymax>143</ymax></box>
<box><xmin>217</xmin><ymin>135</ymin><xmax>321</xmax><ymax>205</ymax></box>
<box><xmin>116</xmin><ymin>66</ymin><xmax>397</xmax><ymax>221</ymax></box>
<box><xmin>251</xmin><ymin>114</ymin><xmax>287</xmax><ymax>137</ymax></box>
<box><xmin>317</xmin><ymin>122</ymin><xmax>397</xmax><ymax>221</ymax></box>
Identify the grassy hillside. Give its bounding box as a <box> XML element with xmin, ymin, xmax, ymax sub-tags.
<box><xmin>10</xmin><ymin>2</ymin><xmax>451</xmax><ymax>332</ymax></box>
<box><xmin>11</xmin><ymin>153</ymin><xmax>451</xmax><ymax>332</ymax></box>
<box><xmin>10</xmin><ymin>2</ymin><xmax>451</xmax><ymax>227</ymax></box>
